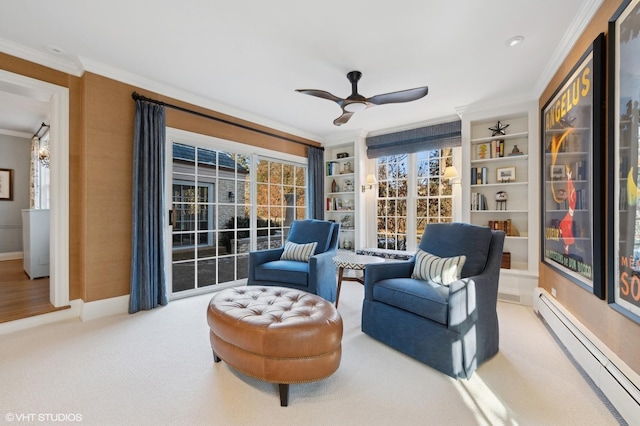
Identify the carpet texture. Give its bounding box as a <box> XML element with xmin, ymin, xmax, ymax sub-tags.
<box><xmin>0</xmin><ymin>280</ymin><xmax>625</xmax><ymax>425</ymax></box>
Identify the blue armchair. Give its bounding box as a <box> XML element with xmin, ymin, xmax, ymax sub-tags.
<box><xmin>362</xmin><ymin>222</ymin><xmax>505</xmax><ymax>379</ymax></box>
<box><xmin>247</xmin><ymin>219</ymin><xmax>340</xmax><ymax>302</ymax></box>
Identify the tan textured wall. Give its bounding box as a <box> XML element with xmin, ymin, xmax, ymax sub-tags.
<box><xmin>0</xmin><ymin>53</ymin><xmax>319</xmax><ymax>303</ymax></box>
<box><xmin>539</xmin><ymin>0</ymin><xmax>640</xmax><ymax>374</ymax></box>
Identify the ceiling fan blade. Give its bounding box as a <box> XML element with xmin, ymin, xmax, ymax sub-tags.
<box><xmin>368</xmin><ymin>86</ymin><xmax>429</xmax><ymax>105</ymax></box>
<box><xmin>296</xmin><ymin>89</ymin><xmax>344</xmax><ymax>105</ymax></box>
<box><xmin>333</xmin><ymin>111</ymin><xmax>354</xmax><ymax>126</ymax></box>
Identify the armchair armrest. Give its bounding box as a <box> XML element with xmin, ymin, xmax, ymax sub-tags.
<box><xmin>308</xmin><ymin>249</ymin><xmax>338</xmax><ymax>301</ymax></box>
<box><xmin>248</xmin><ymin>247</ymin><xmax>284</xmax><ymax>284</ymax></box>
<box><xmin>364</xmin><ymin>260</ymin><xmax>415</xmax><ymax>299</ymax></box>
<box><xmin>447</xmin><ymin>277</ymin><xmax>477</xmax><ymax>332</ymax></box>
<box><xmin>249</xmin><ymin>247</ymin><xmax>284</xmax><ymax>265</ymax></box>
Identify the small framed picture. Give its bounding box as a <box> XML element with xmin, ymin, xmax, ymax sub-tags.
<box><xmin>550</xmin><ymin>165</ymin><xmax>565</xmax><ymax>180</ymax></box>
<box><xmin>0</xmin><ymin>168</ymin><xmax>14</xmax><ymax>201</ymax></box>
<box><xmin>496</xmin><ymin>166</ymin><xmax>516</xmax><ymax>182</ymax></box>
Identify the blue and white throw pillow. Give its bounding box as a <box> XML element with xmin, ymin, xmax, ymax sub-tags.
<box><xmin>412</xmin><ymin>249</ymin><xmax>466</xmax><ymax>286</ymax></box>
<box><xmin>280</xmin><ymin>241</ymin><xmax>318</xmax><ymax>262</ymax></box>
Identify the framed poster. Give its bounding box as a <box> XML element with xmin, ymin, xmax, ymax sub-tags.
<box><xmin>0</xmin><ymin>168</ymin><xmax>13</xmax><ymax>201</ymax></box>
<box><xmin>541</xmin><ymin>33</ymin><xmax>606</xmax><ymax>298</ymax></box>
<box><xmin>608</xmin><ymin>0</ymin><xmax>640</xmax><ymax>324</ymax></box>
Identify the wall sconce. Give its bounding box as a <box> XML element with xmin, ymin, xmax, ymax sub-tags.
<box><xmin>444</xmin><ymin>166</ymin><xmax>460</xmax><ymax>184</ymax></box>
<box><xmin>361</xmin><ymin>174</ymin><xmax>377</xmax><ymax>192</ymax></box>
<box><xmin>228</xmin><ymin>191</ymin><xmax>235</xmax><ymax>202</ymax></box>
<box><xmin>38</xmin><ymin>145</ymin><xmax>50</xmax><ymax>168</ymax></box>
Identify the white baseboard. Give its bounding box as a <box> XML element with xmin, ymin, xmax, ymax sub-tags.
<box><xmin>498</xmin><ymin>269</ymin><xmax>538</xmax><ymax>306</ymax></box>
<box><xmin>80</xmin><ymin>295</ymin><xmax>129</xmax><ymax>321</ymax></box>
<box><xmin>0</xmin><ymin>251</ymin><xmax>23</xmax><ymax>261</ymax></box>
<box><xmin>0</xmin><ymin>300</ymin><xmax>82</xmax><ymax>335</ymax></box>
<box><xmin>0</xmin><ymin>295</ymin><xmax>130</xmax><ymax>335</ymax></box>
<box><xmin>534</xmin><ymin>288</ymin><xmax>640</xmax><ymax>424</ymax></box>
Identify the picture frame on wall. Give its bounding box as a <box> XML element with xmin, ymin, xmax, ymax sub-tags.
<box><xmin>0</xmin><ymin>168</ymin><xmax>13</xmax><ymax>201</ymax></box>
<box><xmin>540</xmin><ymin>32</ymin><xmax>606</xmax><ymax>298</ymax></box>
<box><xmin>608</xmin><ymin>0</ymin><xmax>640</xmax><ymax>324</ymax></box>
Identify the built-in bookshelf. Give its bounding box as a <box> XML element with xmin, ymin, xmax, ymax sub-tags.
<box><xmin>461</xmin><ymin>102</ymin><xmax>539</xmax><ymax>305</ymax></box>
<box><xmin>324</xmin><ymin>143</ymin><xmax>357</xmax><ymax>251</ymax></box>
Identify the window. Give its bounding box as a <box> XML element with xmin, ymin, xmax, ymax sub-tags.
<box><xmin>376</xmin><ymin>148</ymin><xmax>453</xmax><ymax>251</ymax></box>
<box><xmin>255</xmin><ymin>157</ymin><xmax>307</xmax><ymax>247</ymax></box>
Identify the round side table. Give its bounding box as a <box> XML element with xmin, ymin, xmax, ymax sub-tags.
<box><xmin>332</xmin><ymin>254</ymin><xmax>385</xmax><ymax>308</ymax></box>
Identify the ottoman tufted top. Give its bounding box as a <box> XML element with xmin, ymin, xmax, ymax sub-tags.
<box><xmin>207</xmin><ymin>286</ymin><xmax>343</xmax><ymax>359</ymax></box>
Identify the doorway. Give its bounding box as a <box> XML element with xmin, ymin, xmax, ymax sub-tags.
<box><xmin>0</xmin><ymin>70</ymin><xmax>69</xmax><ymax>316</ymax></box>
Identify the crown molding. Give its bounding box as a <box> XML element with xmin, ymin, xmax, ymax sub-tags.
<box><xmin>0</xmin><ymin>128</ymin><xmax>31</xmax><ymax>138</ymax></box>
<box><xmin>0</xmin><ymin>36</ymin><xmax>321</xmax><ymax>143</ymax></box>
<box><xmin>79</xmin><ymin>57</ymin><xmax>321</xmax><ymax>143</ymax></box>
<box><xmin>455</xmin><ymin>95</ymin><xmax>537</xmax><ymax>118</ymax></box>
<box><xmin>0</xmin><ymin>37</ymin><xmax>84</xmax><ymax>77</ymax></box>
<box><xmin>532</xmin><ymin>0</ymin><xmax>604</xmax><ymax>97</ymax></box>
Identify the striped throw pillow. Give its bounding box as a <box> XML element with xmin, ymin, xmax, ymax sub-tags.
<box><xmin>411</xmin><ymin>249</ymin><xmax>466</xmax><ymax>286</ymax></box>
<box><xmin>280</xmin><ymin>241</ymin><xmax>318</xmax><ymax>263</ymax></box>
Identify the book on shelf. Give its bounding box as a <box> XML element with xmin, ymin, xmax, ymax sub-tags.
<box><xmin>489</xmin><ymin>219</ymin><xmax>520</xmax><ymax>236</ymax></box>
<box><xmin>490</xmin><ymin>139</ymin><xmax>504</xmax><ymax>158</ymax></box>
<box><xmin>574</xmin><ymin>160</ymin><xmax>586</xmax><ymax>181</ymax></box>
<box><xmin>471</xmin><ymin>192</ymin><xmax>488</xmax><ymax>210</ymax></box>
<box><xmin>488</xmin><ymin>219</ymin><xmax>513</xmax><ymax>236</ymax></box>
<box><xmin>326</xmin><ymin>161</ymin><xmax>339</xmax><ymax>176</ymax></box>
<box><xmin>471</xmin><ymin>167</ymin><xmax>488</xmax><ymax>185</ymax></box>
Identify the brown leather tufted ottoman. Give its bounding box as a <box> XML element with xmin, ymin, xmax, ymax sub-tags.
<box><xmin>207</xmin><ymin>286</ymin><xmax>343</xmax><ymax>406</ymax></box>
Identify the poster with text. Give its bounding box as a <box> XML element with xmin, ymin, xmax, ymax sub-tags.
<box><xmin>609</xmin><ymin>0</ymin><xmax>640</xmax><ymax>323</ymax></box>
<box><xmin>541</xmin><ymin>33</ymin><xmax>605</xmax><ymax>297</ymax></box>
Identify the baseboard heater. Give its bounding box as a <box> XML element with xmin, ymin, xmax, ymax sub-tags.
<box><xmin>534</xmin><ymin>288</ymin><xmax>640</xmax><ymax>424</ymax></box>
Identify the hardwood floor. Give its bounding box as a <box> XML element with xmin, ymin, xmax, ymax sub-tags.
<box><xmin>0</xmin><ymin>260</ymin><xmax>70</xmax><ymax>324</ymax></box>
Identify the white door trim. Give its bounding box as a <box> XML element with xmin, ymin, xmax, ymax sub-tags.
<box><xmin>0</xmin><ymin>70</ymin><xmax>69</xmax><ymax>307</ymax></box>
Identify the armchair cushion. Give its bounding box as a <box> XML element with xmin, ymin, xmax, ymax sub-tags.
<box><xmin>254</xmin><ymin>260</ymin><xmax>309</xmax><ymax>286</ymax></box>
<box><xmin>280</xmin><ymin>241</ymin><xmax>317</xmax><ymax>262</ymax></box>
<box><xmin>372</xmin><ymin>278</ymin><xmax>449</xmax><ymax>325</ymax></box>
<box><xmin>411</xmin><ymin>250</ymin><xmax>466</xmax><ymax>285</ymax></box>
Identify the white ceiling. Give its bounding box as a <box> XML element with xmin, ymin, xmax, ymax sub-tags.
<box><xmin>0</xmin><ymin>0</ymin><xmax>602</xmax><ymax>141</ymax></box>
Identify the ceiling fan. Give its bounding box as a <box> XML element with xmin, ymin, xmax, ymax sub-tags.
<box><xmin>296</xmin><ymin>71</ymin><xmax>429</xmax><ymax>126</ymax></box>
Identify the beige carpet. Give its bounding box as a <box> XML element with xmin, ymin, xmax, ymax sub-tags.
<box><xmin>0</xmin><ymin>280</ymin><xmax>623</xmax><ymax>425</ymax></box>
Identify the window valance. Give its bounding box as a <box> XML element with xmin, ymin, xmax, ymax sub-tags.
<box><xmin>366</xmin><ymin>120</ymin><xmax>461</xmax><ymax>158</ymax></box>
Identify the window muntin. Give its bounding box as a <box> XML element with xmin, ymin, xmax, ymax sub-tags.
<box><xmin>376</xmin><ymin>148</ymin><xmax>453</xmax><ymax>250</ymax></box>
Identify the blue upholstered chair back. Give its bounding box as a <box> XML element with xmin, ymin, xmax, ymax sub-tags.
<box><xmin>286</xmin><ymin>219</ymin><xmax>340</xmax><ymax>254</ymax></box>
<box><xmin>419</xmin><ymin>222</ymin><xmax>493</xmax><ymax>278</ymax></box>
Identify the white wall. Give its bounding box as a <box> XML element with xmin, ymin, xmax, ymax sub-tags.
<box><xmin>0</xmin><ymin>133</ymin><xmax>30</xmax><ymax>253</ymax></box>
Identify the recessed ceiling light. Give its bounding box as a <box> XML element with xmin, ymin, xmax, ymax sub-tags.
<box><xmin>47</xmin><ymin>45</ymin><xmax>65</xmax><ymax>55</ymax></box>
<box><xmin>506</xmin><ymin>36</ymin><xmax>524</xmax><ymax>47</ymax></box>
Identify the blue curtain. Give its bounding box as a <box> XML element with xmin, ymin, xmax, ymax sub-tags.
<box><xmin>307</xmin><ymin>146</ymin><xmax>324</xmax><ymax>219</ymax></box>
<box><xmin>129</xmin><ymin>100</ymin><xmax>168</xmax><ymax>313</ymax></box>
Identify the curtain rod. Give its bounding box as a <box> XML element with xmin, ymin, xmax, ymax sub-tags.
<box><xmin>32</xmin><ymin>122</ymin><xmax>50</xmax><ymax>139</ymax></box>
<box><xmin>131</xmin><ymin>92</ymin><xmax>323</xmax><ymax>150</ymax></box>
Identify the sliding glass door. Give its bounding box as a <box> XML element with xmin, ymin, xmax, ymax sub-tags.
<box><xmin>170</xmin><ymin>142</ymin><xmax>251</xmax><ymax>295</ymax></box>
<box><xmin>167</xmin><ymin>132</ymin><xmax>307</xmax><ymax>298</ymax></box>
